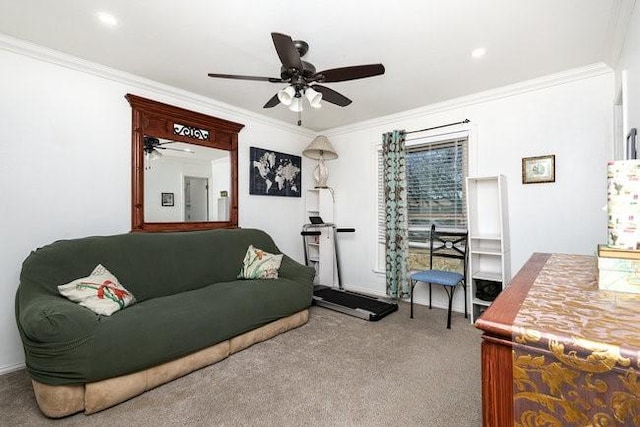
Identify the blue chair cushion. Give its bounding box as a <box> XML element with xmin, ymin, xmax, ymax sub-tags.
<box><xmin>411</xmin><ymin>270</ymin><xmax>464</xmax><ymax>287</ymax></box>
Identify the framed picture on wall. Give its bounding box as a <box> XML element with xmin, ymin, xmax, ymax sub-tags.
<box><xmin>161</xmin><ymin>192</ymin><xmax>174</xmax><ymax>207</ymax></box>
<box><xmin>627</xmin><ymin>128</ymin><xmax>638</xmax><ymax>160</ymax></box>
<box><xmin>249</xmin><ymin>147</ymin><xmax>302</xmax><ymax>197</ymax></box>
<box><xmin>522</xmin><ymin>155</ymin><xmax>555</xmax><ymax>184</ymax></box>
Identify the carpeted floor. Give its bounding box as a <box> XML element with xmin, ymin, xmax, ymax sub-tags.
<box><xmin>0</xmin><ymin>302</ymin><xmax>482</xmax><ymax>426</ymax></box>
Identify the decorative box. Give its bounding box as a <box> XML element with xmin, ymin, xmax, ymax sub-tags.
<box><xmin>598</xmin><ymin>244</ymin><xmax>640</xmax><ymax>293</ymax></box>
<box><xmin>607</xmin><ymin>160</ymin><xmax>640</xmax><ymax>249</ymax></box>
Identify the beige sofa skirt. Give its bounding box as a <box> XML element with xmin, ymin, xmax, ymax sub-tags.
<box><xmin>32</xmin><ymin>309</ymin><xmax>309</xmax><ymax>418</ymax></box>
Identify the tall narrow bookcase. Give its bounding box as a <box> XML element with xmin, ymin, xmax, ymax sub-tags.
<box><xmin>303</xmin><ymin>188</ymin><xmax>335</xmax><ymax>286</ymax></box>
<box><xmin>466</xmin><ymin>175</ymin><xmax>510</xmax><ymax>322</ymax></box>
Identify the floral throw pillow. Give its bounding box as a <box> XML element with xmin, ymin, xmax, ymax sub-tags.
<box><xmin>58</xmin><ymin>264</ymin><xmax>136</xmax><ymax>316</ymax></box>
<box><xmin>237</xmin><ymin>245</ymin><xmax>283</xmax><ymax>279</ymax></box>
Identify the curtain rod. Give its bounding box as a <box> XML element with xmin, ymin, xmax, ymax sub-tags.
<box><xmin>405</xmin><ymin>119</ymin><xmax>470</xmax><ymax>135</ymax></box>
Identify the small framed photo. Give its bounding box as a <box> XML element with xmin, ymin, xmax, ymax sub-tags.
<box><xmin>522</xmin><ymin>155</ymin><xmax>555</xmax><ymax>184</ymax></box>
<box><xmin>627</xmin><ymin>128</ymin><xmax>638</xmax><ymax>160</ymax></box>
<box><xmin>161</xmin><ymin>192</ymin><xmax>174</xmax><ymax>207</ymax></box>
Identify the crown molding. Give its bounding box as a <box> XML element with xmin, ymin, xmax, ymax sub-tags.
<box><xmin>604</xmin><ymin>0</ymin><xmax>636</xmax><ymax>67</ymax></box>
<box><xmin>325</xmin><ymin>62</ymin><xmax>613</xmax><ymax>137</ymax></box>
<box><xmin>0</xmin><ymin>33</ymin><xmax>315</xmax><ymax>138</ymax></box>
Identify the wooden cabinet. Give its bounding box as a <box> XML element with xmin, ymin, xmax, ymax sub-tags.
<box><xmin>466</xmin><ymin>175</ymin><xmax>510</xmax><ymax>322</ymax></box>
<box><xmin>476</xmin><ymin>253</ymin><xmax>640</xmax><ymax>426</ymax></box>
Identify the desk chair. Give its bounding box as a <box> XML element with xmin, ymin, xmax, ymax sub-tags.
<box><xmin>410</xmin><ymin>224</ymin><xmax>468</xmax><ymax>329</ymax></box>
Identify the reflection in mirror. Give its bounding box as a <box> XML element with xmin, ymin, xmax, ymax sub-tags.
<box><xmin>143</xmin><ymin>137</ymin><xmax>231</xmax><ymax>223</ymax></box>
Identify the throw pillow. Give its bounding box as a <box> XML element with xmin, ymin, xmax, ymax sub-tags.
<box><xmin>58</xmin><ymin>264</ymin><xmax>136</xmax><ymax>316</ymax></box>
<box><xmin>238</xmin><ymin>245</ymin><xmax>283</xmax><ymax>279</ymax></box>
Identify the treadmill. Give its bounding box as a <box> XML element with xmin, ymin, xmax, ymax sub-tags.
<box><xmin>301</xmin><ymin>219</ymin><xmax>398</xmax><ymax>321</ymax></box>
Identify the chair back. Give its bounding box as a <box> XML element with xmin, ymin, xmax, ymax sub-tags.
<box><xmin>429</xmin><ymin>224</ymin><xmax>468</xmax><ymax>277</ymax></box>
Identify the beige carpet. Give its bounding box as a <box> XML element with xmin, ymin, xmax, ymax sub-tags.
<box><xmin>0</xmin><ymin>302</ymin><xmax>482</xmax><ymax>426</ymax></box>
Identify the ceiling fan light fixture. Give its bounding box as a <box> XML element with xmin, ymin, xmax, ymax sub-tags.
<box><xmin>471</xmin><ymin>47</ymin><xmax>487</xmax><ymax>58</ymax></box>
<box><xmin>277</xmin><ymin>86</ymin><xmax>295</xmax><ymax>106</ymax></box>
<box><xmin>289</xmin><ymin>97</ymin><xmax>303</xmax><ymax>112</ymax></box>
<box><xmin>305</xmin><ymin>87</ymin><xmax>322</xmax><ymax>109</ymax></box>
<box><xmin>97</xmin><ymin>11</ymin><xmax>118</xmax><ymax>27</ymax></box>
<box><xmin>149</xmin><ymin>149</ymin><xmax>163</xmax><ymax>160</ymax></box>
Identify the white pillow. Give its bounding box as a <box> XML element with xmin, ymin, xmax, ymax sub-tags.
<box><xmin>237</xmin><ymin>245</ymin><xmax>283</xmax><ymax>279</ymax></box>
<box><xmin>58</xmin><ymin>264</ymin><xmax>135</xmax><ymax>316</ymax></box>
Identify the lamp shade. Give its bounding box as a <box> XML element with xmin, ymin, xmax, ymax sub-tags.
<box><xmin>288</xmin><ymin>97</ymin><xmax>303</xmax><ymax>112</ymax></box>
<box><xmin>305</xmin><ymin>87</ymin><xmax>322</xmax><ymax>109</ymax></box>
<box><xmin>149</xmin><ymin>149</ymin><xmax>163</xmax><ymax>161</ymax></box>
<box><xmin>302</xmin><ymin>135</ymin><xmax>338</xmax><ymax>160</ymax></box>
<box><xmin>277</xmin><ymin>86</ymin><xmax>295</xmax><ymax>106</ymax></box>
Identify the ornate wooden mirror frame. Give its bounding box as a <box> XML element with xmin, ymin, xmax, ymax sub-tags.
<box><xmin>126</xmin><ymin>94</ymin><xmax>244</xmax><ymax>231</ymax></box>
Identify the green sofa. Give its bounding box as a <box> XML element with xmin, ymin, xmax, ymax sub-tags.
<box><xmin>15</xmin><ymin>228</ymin><xmax>314</xmax><ymax>417</ymax></box>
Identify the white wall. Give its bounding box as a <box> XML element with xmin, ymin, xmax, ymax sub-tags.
<box><xmin>326</xmin><ymin>67</ymin><xmax>614</xmax><ymax>312</ymax></box>
<box><xmin>616</xmin><ymin>3</ymin><xmax>640</xmax><ymax>136</ymax></box>
<box><xmin>0</xmin><ymin>44</ymin><xmax>314</xmax><ymax>372</ymax></box>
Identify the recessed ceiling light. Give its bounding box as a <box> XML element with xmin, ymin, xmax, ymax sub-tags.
<box><xmin>471</xmin><ymin>48</ymin><xmax>487</xmax><ymax>59</ymax></box>
<box><xmin>97</xmin><ymin>12</ymin><xmax>118</xmax><ymax>27</ymax></box>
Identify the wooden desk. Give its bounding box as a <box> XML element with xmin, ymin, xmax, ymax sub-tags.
<box><xmin>476</xmin><ymin>253</ymin><xmax>640</xmax><ymax>426</ymax></box>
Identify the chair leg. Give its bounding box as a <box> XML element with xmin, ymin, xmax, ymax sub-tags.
<box><xmin>463</xmin><ymin>282</ymin><xmax>468</xmax><ymax>319</ymax></box>
<box><xmin>428</xmin><ymin>283</ymin><xmax>432</xmax><ymax>309</ymax></box>
<box><xmin>446</xmin><ymin>286</ymin><xmax>457</xmax><ymax>329</ymax></box>
<box><xmin>410</xmin><ymin>280</ymin><xmax>415</xmax><ymax>319</ymax></box>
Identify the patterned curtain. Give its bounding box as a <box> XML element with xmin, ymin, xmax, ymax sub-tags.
<box><xmin>383</xmin><ymin>130</ymin><xmax>409</xmax><ymax>298</ymax></box>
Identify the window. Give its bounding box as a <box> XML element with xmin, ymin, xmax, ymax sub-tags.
<box><xmin>378</xmin><ymin>135</ymin><xmax>468</xmax><ymax>271</ymax></box>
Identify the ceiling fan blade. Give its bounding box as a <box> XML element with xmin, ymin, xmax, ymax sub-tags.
<box><xmin>208</xmin><ymin>73</ymin><xmax>283</xmax><ymax>83</ymax></box>
<box><xmin>263</xmin><ymin>93</ymin><xmax>281</xmax><ymax>108</ymax></box>
<box><xmin>271</xmin><ymin>32</ymin><xmax>303</xmax><ymax>71</ymax></box>
<box><xmin>314</xmin><ymin>64</ymin><xmax>385</xmax><ymax>83</ymax></box>
<box><xmin>157</xmin><ymin>146</ymin><xmax>194</xmax><ymax>153</ymax></box>
<box><xmin>311</xmin><ymin>85</ymin><xmax>352</xmax><ymax>107</ymax></box>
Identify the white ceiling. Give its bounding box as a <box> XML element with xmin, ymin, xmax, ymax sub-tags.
<box><xmin>0</xmin><ymin>0</ymin><xmax>624</xmax><ymax>131</ymax></box>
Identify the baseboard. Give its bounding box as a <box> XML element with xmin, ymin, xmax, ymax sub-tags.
<box><xmin>0</xmin><ymin>362</ymin><xmax>25</xmax><ymax>376</ymax></box>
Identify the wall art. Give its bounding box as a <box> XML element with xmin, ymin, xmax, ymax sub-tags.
<box><xmin>161</xmin><ymin>192</ymin><xmax>174</xmax><ymax>206</ymax></box>
<box><xmin>250</xmin><ymin>147</ymin><xmax>301</xmax><ymax>197</ymax></box>
<box><xmin>522</xmin><ymin>155</ymin><xmax>555</xmax><ymax>184</ymax></box>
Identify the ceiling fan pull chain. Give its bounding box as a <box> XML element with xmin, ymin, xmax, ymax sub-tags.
<box><xmin>297</xmin><ymin>109</ymin><xmax>302</xmax><ymax>127</ymax></box>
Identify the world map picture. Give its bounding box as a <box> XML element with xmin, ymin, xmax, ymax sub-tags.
<box><xmin>250</xmin><ymin>147</ymin><xmax>301</xmax><ymax>197</ymax></box>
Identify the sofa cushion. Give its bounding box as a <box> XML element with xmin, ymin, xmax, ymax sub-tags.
<box><xmin>237</xmin><ymin>245</ymin><xmax>283</xmax><ymax>279</ymax></box>
<box><xmin>57</xmin><ymin>265</ymin><xmax>135</xmax><ymax>316</ymax></box>
<box><xmin>19</xmin><ymin>229</ymin><xmax>281</xmax><ymax>303</ymax></box>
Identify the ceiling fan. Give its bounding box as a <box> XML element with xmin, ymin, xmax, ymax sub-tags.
<box><xmin>144</xmin><ymin>137</ymin><xmax>193</xmax><ymax>168</ymax></box>
<box><xmin>207</xmin><ymin>32</ymin><xmax>385</xmax><ymax>124</ymax></box>
<box><xmin>144</xmin><ymin>137</ymin><xmax>194</xmax><ymax>155</ymax></box>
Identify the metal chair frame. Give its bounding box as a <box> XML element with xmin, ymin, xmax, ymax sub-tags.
<box><xmin>410</xmin><ymin>224</ymin><xmax>468</xmax><ymax>329</ymax></box>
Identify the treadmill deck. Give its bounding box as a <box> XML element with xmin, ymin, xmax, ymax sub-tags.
<box><xmin>312</xmin><ymin>286</ymin><xmax>398</xmax><ymax>321</ymax></box>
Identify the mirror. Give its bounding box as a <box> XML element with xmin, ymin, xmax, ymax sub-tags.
<box><xmin>143</xmin><ymin>137</ymin><xmax>231</xmax><ymax>222</ymax></box>
<box><xmin>126</xmin><ymin>94</ymin><xmax>244</xmax><ymax>232</ymax></box>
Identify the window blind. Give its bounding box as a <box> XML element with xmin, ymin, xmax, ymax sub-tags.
<box><xmin>378</xmin><ymin>137</ymin><xmax>468</xmax><ymax>245</ymax></box>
